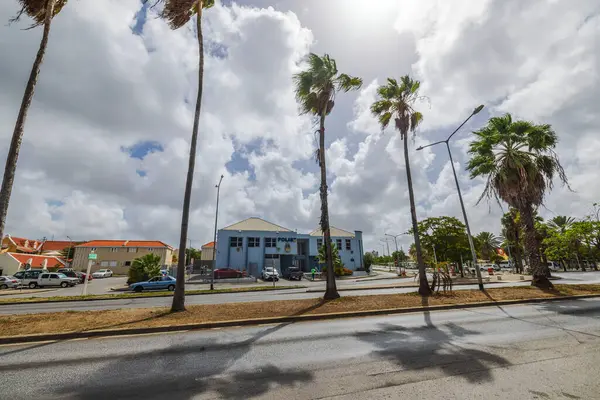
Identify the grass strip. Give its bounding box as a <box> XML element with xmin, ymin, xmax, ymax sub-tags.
<box><xmin>0</xmin><ymin>285</ymin><xmax>304</xmax><ymax>305</ymax></box>
<box><xmin>1</xmin><ymin>284</ymin><xmax>599</xmax><ymax>338</ymax></box>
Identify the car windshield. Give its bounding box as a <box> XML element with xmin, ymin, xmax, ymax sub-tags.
<box><xmin>98</xmin><ymin>270</ymin><xmax>107</xmax><ymax>273</ymax></box>
<box><xmin>265</xmin><ymin>268</ymin><xmax>274</xmax><ymax>272</ymax></box>
<box><xmin>57</xmin><ymin>273</ymin><xmax>67</xmax><ymax>278</ymax></box>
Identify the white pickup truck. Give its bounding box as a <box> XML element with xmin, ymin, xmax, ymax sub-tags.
<box><xmin>37</xmin><ymin>272</ymin><xmax>79</xmax><ymax>288</ymax></box>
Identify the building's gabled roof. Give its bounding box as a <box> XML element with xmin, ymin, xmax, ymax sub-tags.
<box><xmin>201</xmin><ymin>241</ymin><xmax>215</xmax><ymax>249</ymax></box>
<box><xmin>7</xmin><ymin>253</ymin><xmax>66</xmax><ymax>268</ymax></box>
<box><xmin>40</xmin><ymin>240</ymin><xmax>77</xmax><ymax>253</ymax></box>
<box><xmin>309</xmin><ymin>227</ymin><xmax>355</xmax><ymax>238</ymax></box>
<box><xmin>221</xmin><ymin>217</ymin><xmax>293</xmax><ymax>232</ymax></box>
<box><xmin>76</xmin><ymin>240</ymin><xmax>173</xmax><ymax>249</ymax></box>
<box><xmin>3</xmin><ymin>235</ymin><xmax>42</xmax><ymax>252</ymax></box>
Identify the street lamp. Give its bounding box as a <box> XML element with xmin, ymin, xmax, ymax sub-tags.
<box><xmin>385</xmin><ymin>233</ymin><xmax>402</xmax><ymax>270</ymax></box>
<box><xmin>416</xmin><ymin>104</ymin><xmax>485</xmax><ymax>290</ymax></box>
<box><xmin>66</xmin><ymin>235</ymin><xmax>74</xmax><ymax>268</ymax></box>
<box><xmin>210</xmin><ymin>175</ymin><xmax>224</xmax><ymax>291</ymax></box>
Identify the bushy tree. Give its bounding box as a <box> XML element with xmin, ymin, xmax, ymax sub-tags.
<box><xmin>363</xmin><ymin>252</ymin><xmax>373</xmax><ymax>273</ymax></box>
<box><xmin>128</xmin><ymin>253</ymin><xmax>162</xmax><ymax>284</ymax></box>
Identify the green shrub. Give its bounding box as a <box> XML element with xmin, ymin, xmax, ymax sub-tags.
<box><xmin>128</xmin><ymin>253</ymin><xmax>162</xmax><ymax>285</ymax></box>
<box><xmin>363</xmin><ymin>252</ymin><xmax>373</xmax><ymax>272</ymax></box>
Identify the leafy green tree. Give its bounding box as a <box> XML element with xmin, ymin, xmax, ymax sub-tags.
<box><xmin>294</xmin><ymin>54</ymin><xmax>362</xmax><ymax>300</ymax></box>
<box><xmin>467</xmin><ymin>114</ymin><xmax>569</xmax><ymax>288</ymax></box>
<box><xmin>411</xmin><ymin>217</ymin><xmax>470</xmax><ymax>274</ymax></box>
<box><xmin>128</xmin><ymin>253</ymin><xmax>162</xmax><ymax>284</ymax></box>
<box><xmin>363</xmin><ymin>252</ymin><xmax>373</xmax><ymax>272</ymax></box>
<box><xmin>371</xmin><ymin>76</ymin><xmax>430</xmax><ymax>296</ymax></box>
<box><xmin>185</xmin><ymin>247</ymin><xmax>202</xmax><ymax>264</ymax></box>
<box><xmin>149</xmin><ymin>0</ymin><xmax>215</xmax><ymax>312</ymax></box>
<box><xmin>474</xmin><ymin>232</ymin><xmax>501</xmax><ymax>261</ymax></box>
<box><xmin>0</xmin><ymin>0</ymin><xmax>68</xmax><ymax>243</ymax></box>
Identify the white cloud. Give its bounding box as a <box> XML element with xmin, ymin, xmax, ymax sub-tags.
<box><xmin>0</xmin><ymin>0</ymin><xmax>598</xmax><ymax>256</ymax></box>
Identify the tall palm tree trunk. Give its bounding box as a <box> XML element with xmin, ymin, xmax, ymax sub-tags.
<box><xmin>172</xmin><ymin>0</ymin><xmax>205</xmax><ymax>312</ymax></box>
<box><xmin>520</xmin><ymin>204</ymin><xmax>552</xmax><ymax>289</ymax></box>
<box><xmin>319</xmin><ymin>113</ymin><xmax>339</xmax><ymax>300</ymax></box>
<box><xmin>401</xmin><ymin>128</ymin><xmax>430</xmax><ymax>296</ymax></box>
<box><xmin>0</xmin><ymin>0</ymin><xmax>56</xmax><ymax>241</ymax></box>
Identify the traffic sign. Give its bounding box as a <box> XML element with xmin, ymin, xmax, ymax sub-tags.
<box><xmin>88</xmin><ymin>253</ymin><xmax>97</xmax><ymax>260</ymax></box>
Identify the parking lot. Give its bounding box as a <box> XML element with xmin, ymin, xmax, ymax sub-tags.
<box><xmin>0</xmin><ymin>276</ymin><xmax>128</xmax><ymax>298</ymax></box>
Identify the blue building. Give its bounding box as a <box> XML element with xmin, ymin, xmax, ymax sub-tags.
<box><xmin>215</xmin><ymin>217</ymin><xmax>364</xmax><ymax>277</ymax></box>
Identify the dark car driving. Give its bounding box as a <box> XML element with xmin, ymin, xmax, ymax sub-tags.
<box><xmin>284</xmin><ymin>267</ymin><xmax>303</xmax><ymax>281</ymax></box>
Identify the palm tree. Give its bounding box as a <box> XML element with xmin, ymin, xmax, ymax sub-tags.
<box><xmin>150</xmin><ymin>0</ymin><xmax>215</xmax><ymax>311</ymax></box>
<box><xmin>467</xmin><ymin>113</ymin><xmax>569</xmax><ymax>288</ymax></box>
<box><xmin>475</xmin><ymin>232</ymin><xmax>500</xmax><ymax>261</ymax></box>
<box><xmin>0</xmin><ymin>0</ymin><xmax>67</xmax><ymax>243</ymax></box>
<box><xmin>293</xmin><ymin>53</ymin><xmax>362</xmax><ymax>300</ymax></box>
<box><xmin>129</xmin><ymin>253</ymin><xmax>162</xmax><ymax>283</ymax></box>
<box><xmin>501</xmin><ymin>208</ymin><xmax>524</xmax><ymax>273</ymax></box>
<box><xmin>370</xmin><ymin>76</ymin><xmax>430</xmax><ymax>296</ymax></box>
<box><xmin>548</xmin><ymin>216</ymin><xmax>575</xmax><ymax>234</ymax></box>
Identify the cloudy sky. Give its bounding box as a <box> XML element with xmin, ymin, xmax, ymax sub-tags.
<box><xmin>0</xmin><ymin>0</ymin><xmax>598</xmax><ymax>254</ymax></box>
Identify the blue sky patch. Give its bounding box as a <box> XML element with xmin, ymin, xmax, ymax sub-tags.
<box><xmin>131</xmin><ymin>1</ymin><xmax>149</xmax><ymax>36</ymax></box>
<box><xmin>123</xmin><ymin>141</ymin><xmax>164</xmax><ymax>160</ymax></box>
<box><xmin>136</xmin><ymin>169</ymin><xmax>147</xmax><ymax>177</ymax></box>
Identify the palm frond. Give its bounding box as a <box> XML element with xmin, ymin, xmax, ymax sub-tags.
<box><xmin>335</xmin><ymin>73</ymin><xmax>363</xmax><ymax>92</ymax></box>
<box><xmin>10</xmin><ymin>0</ymin><xmax>68</xmax><ymax>28</ymax></box>
<box><xmin>149</xmin><ymin>0</ymin><xmax>215</xmax><ymax>30</ymax></box>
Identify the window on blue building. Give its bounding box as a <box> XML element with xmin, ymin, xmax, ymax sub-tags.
<box><xmin>265</xmin><ymin>238</ymin><xmax>276</xmax><ymax>248</ymax></box>
<box><xmin>345</xmin><ymin>239</ymin><xmax>351</xmax><ymax>250</ymax></box>
<box><xmin>317</xmin><ymin>239</ymin><xmax>323</xmax><ymax>249</ymax></box>
<box><xmin>248</xmin><ymin>237</ymin><xmax>260</xmax><ymax>247</ymax></box>
<box><xmin>336</xmin><ymin>239</ymin><xmax>342</xmax><ymax>249</ymax></box>
<box><xmin>230</xmin><ymin>237</ymin><xmax>243</xmax><ymax>247</ymax></box>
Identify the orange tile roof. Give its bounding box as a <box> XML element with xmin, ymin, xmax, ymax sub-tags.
<box><xmin>40</xmin><ymin>241</ymin><xmax>76</xmax><ymax>252</ymax></box>
<box><xmin>7</xmin><ymin>236</ymin><xmax>42</xmax><ymax>250</ymax></box>
<box><xmin>8</xmin><ymin>253</ymin><xmax>66</xmax><ymax>268</ymax></box>
<box><xmin>76</xmin><ymin>240</ymin><xmax>172</xmax><ymax>249</ymax></box>
<box><xmin>202</xmin><ymin>241</ymin><xmax>215</xmax><ymax>248</ymax></box>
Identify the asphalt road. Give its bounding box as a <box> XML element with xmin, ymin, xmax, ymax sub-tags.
<box><xmin>1</xmin><ymin>298</ymin><xmax>599</xmax><ymax>399</ymax></box>
<box><xmin>2</xmin><ymin>271</ymin><xmax>599</xmax><ymax>315</ymax></box>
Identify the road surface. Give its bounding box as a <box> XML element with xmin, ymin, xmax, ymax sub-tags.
<box><xmin>1</xmin><ymin>298</ymin><xmax>599</xmax><ymax>399</ymax></box>
<box><xmin>2</xmin><ymin>271</ymin><xmax>599</xmax><ymax>315</ymax></box>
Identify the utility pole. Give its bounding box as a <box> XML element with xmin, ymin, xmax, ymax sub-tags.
<box><xmin>210</xmin><ymin>175</ymin><xmax>224</xmax><ymax>291</ymax></box>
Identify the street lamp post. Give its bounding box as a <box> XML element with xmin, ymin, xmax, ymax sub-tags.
<box><xmin>210</xmin><ymin>175</ymin><xmax>224</xmax><ymax>291</ymax></box>
<box><xmin>66</xmin><ymin>235</ymin><xmax>74</xmax><ymax>268</ymax></box>
<box><xmin>385</xmin><ymin>233</ymin><xmax>402</xmax><ymax>271</ymax></box>
<box><xmin>417</xmin><ymin>105</ymin><xmax>485</xmax><ymax>291</ymax></box>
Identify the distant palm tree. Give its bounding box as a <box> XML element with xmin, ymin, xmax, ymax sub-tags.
<box><xmin>0</xmin><ymin>0</ymin><xmax>68</xmax><ymax>243</ymax></box>
<box><xmin>467</xmin><ymin>114</ymin><xmax>569</xmax><ymax>288</ymax></box>
<box><xmin>548</xmin><ymin>216</ymin><xmax>575</xmax><ymax>234</ymax></box>
<box><xmin>129</xmin><ymin>253</ymin><xmax>162</xmax><ymax>284</ymax></box>
<box><xmin>475</xmin><ymin>232</ymin><xmax>500</xmax><ymax>261</ymax></box>
<box><xmin>293</xmin><ymin>53</ymin><xmax>362</xmax><ymax>300</ymax></box>
<box><xmin>149</xmin><ymin>0</ymin><xmax>215</xmax><ymax>312</ymax></box>
<box><xmin>501</xmin><ymin>209</ymin><xmax>524</xmax><ymax>273</ymax></box>
<box><xmin>370</xmin><ymin>76</ymin><xmax>430</xmax><ymax>296</ymax></box>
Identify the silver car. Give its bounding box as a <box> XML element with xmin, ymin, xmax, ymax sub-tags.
<box><xmin>37</xmin><ymin>273</ymin><xmax>79</xmax><ymax>288</ymax></box>
<box><xmin>0</xmin><ymin>276</ymin><xmax>20</xmax><ymax>289</ymax></box>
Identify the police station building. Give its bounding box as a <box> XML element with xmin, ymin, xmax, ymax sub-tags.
<box><xmin>215</xmin><ymin>217</ymin><xmax>364</xmax><ymax>277</ymax></box>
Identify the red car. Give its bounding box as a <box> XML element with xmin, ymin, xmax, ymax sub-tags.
<box><xmin>213</xmin><ymin>268</ymin><xmax>244</xmax><ymax>279</ymax></box>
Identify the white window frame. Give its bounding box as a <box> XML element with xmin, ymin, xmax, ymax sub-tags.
<box><xmin>336</xmin><ymin>239</ymin><xmax>342</xmax><ymax>249</ymax></box>
<box><xmin>345</xmin><ymin>239</ymin><xmax>351</xmax><ymax>251</ymax></box>
<box><xmin>317</xmin><ymin>239</ymin><xmax>323</xmax><ymax>249</ymax></box>
<box><xmin>100</xmin><ymin>261</ymin><xmax>109</xmax><ymax>267</ymax></box>
<box><xmin>265</xmin><ymin>238</ymin><xmax>276</xmax><ymax>248</ymax></box>
<box><xmin>110</xmin><ymin>247</ymin><xmax>119</xmax><ymax>252</ymax></box>
<box><xmin>128</xmin><ymin>247</ymin><xmax>138</xmax><ymax>253</ymax></box>
<box><xmin>248</xmin><ymin>237</ymin><xmax>260</xmax><ymax>248</ymax></box>
<box><xmin>109</xmin><ymin>261</ymin><xmax>117</xmax><ymax>267</ymax></box>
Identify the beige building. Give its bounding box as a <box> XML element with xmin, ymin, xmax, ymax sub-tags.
<box><xmin>72</xmin><ymin>240</ymin><xmax>174</xmax><ymax>275</ymax></box>
<box><xmin>200</xmin><ymin>241</ymin><xmax>215</xmax><ymax>261</ymax></box>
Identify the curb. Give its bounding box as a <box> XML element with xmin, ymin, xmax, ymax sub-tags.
<box><xmin>307</xmin><ymin>279</ymin><xmax>531</xmax><ymax>293</ymax></box>
<box><xmin>2</xmin><ymin>293</ymin><xmax>599</xmax><ymax>345</ymax></box>
<box><xmin>0</xmin><ymin>286</ymin><xmax>305</xmax><ymax>306</ymax></box>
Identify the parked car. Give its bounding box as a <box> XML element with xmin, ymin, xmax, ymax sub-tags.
<box><xmin>283</xmin><ymin>267</ymin><xmax>303</xmax><ymax>281</ymax></box>
<box><xmin>76</xmin><ymin>272</ymin><xmax>93</xmax><ymax>283</ymax></box>
<box><xmin>130</xmin><ymin>276</ymin><xmax>176</xmax><ymax>292</ymax></box>
<box><xmin>56</xmin><ymin>269</ymin><xmax>86</xmax><ymax>284</ymax></box>
<box><xmin>13</xmin><ymin>269</ymin><xmax>46</xmax><ymax>288</ymax></box>
<box><xmin>0</xmin><ymin>276</ymin><xmax>20</xmax><ymax>289</ymax></box>
<box><xmin>262</xmin><ymin>267</ymin><xmax>280</xmax><ymax>281</ymax></box>
<box><xmin>213</xmin><ymin>268</ymin><xmax>244</xmax><ymax>279</ymax></box>
<box><xmin>92</xmin><ymin>269</ymin><xmax>113</xmax><ymax>278</ymax></box>
<box><xmin>37</xmin><ymin>273</ymin><xmax>78</xmax><ymax>288</ymax></box>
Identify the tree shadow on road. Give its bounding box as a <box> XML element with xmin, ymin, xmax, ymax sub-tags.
<box><xmin>30</xmin><ymin>302</ymin><xmax>326</xmax><ymax>399</ymax></box>
<box><xmin>354</xmin><ymin>296</ymin><xmax>510</xmax><ymax>384</ymax></box>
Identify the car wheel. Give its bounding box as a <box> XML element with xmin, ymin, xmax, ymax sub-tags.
<box><xmin>168</xmin><ymin>284</ymin><xmax>175</xmax><ymax>291</ymax></box>
<box><xmin>28</xmin><ymin>282</ymin><xmax>37</xmax><ymax>289</ymax></box>
<box><xmin>0</xmin><ymin>284</ymin><xmax>7</xmax><ymax>289</ymax></box>
<box><xmin>134</xmin><ymin>286</ymin><xmax>143</xmax><ymax>293</ymax></box>
<box><xmin>61</xmin><ymin>282</ymin><xmax>69</xmax><ymax>288</ymax></box>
